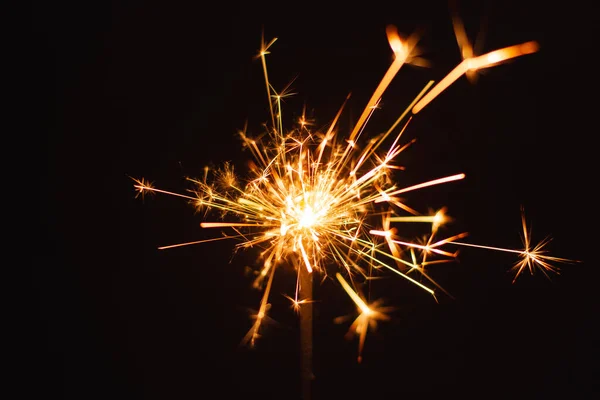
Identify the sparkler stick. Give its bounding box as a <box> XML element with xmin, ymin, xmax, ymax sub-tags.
<box><xmin>299</xmin><ymin>260</ymin><xmax>313</xmax><ymax>400</ymax></box>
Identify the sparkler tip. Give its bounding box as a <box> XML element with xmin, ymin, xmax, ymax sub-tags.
<box><xmin>130</xmin><ymin>176</ymin><xmax>154</xmax><ymax>199</ymax></box>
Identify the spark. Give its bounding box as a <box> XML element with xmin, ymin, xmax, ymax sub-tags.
<box><xmin>447</xmin><ymin>208</ymin><xmax>579</xmax><ymax>283</ymax></box>
<box><xmin>132</xmin><ymin>21</ymin><xmax>568</xmax><ymax>361</ymax></box>
<box><xmin>284</xmin><ymin>294</ymin><xmax>317</xmax><ymax>314</ymax></box>
<box><xmin>412</xmin><ymin>24</ymin><xmax>539</xmax><ymax>114</ymax></box>
<box><xmin>132</xmin><ymin>177</ymin><xmax>196</xmax><ymax>202</ymax></box>
<box><xmin>335</xmin><ymin>273</ymin><xmax>392</xmax><ymax>363</ymax></box>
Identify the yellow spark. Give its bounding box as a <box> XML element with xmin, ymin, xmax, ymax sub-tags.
<box><xmin>388</xmin><ymin>208</ymin><xmax>449</xmax><ymax>227</ymax></box>
<box><xmin>131</xmin><ymin>177</ymin><xmax>154</xmax><ymax>198</ymax></box>
<box><xmin>284</xmin><ymin>294</ymin><xmax>316</xmax><ymax>314</ymax></box>
<box><xmin>335</xmin><ymin>273</ymin><xmax>391</xmax><ymax>363</ymax></box>
<box><xmin>158</xmin><ymin>235</ymin><xmax>245</xmax><ymax>250</ymax></box>
<box><xmin>131</xmin><ymin>177</ymin><xmax>197</xmax><ymax>202</ymax></box>
<box><xmin>412</xmin><ymin>40</ymin><xmax>539</xmax><ymax>114</ymax></box>
<box><xmin>448</xmin><ymin>208</ymin><xmax>578</xmax><ymax>282</ymax></box>
<box><xmin>347</xmin><ymin>25</ymin><xmax>420</xmax><ymax>144</ymax></box>
<box><xmin>242</xmin><ymin>263</ymin><xmax>276</xmax><ymax>348</ymax></box>
<box><xmin>374</xmin><ymin>173</ymin><xmax>465</xmax><ymax>202</ymax></box>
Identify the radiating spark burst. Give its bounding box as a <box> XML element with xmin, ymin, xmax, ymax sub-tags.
<box><xmin>334</xmin><ymin>273</ymin><xmax>392</xmax><ymax>364</ymax></box>
<box><xmin>131</xmin><ymin>22</ymin><xmax>572</xmax><ymax>361</ymax></box>
<box><xmin>447</xmin><ymin>207</ymin><xmax>579</xmax><ymax>283</ymax></box>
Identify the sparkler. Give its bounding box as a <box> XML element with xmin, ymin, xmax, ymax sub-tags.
<box><xmin>132</xmin><ymin>16</ymin><xmax>576</xmax><ymax>397</ymax></box>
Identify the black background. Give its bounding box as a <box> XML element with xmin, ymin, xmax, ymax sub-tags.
<box><xmin>36</xmin><ymin>0</ymin><xmax>595</xmax><ymax>399</ymax></box>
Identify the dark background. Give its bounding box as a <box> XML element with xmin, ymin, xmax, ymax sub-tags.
<box><xmin>36</xmin><ymin>0</ymin><xmax>595</xmax><ymax>399</ymax></box>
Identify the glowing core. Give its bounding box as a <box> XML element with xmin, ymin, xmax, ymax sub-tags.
<box><xmin>299</xmin><ymin>205</ymin><xmax>317</xmax><ymax>229</ymax></box>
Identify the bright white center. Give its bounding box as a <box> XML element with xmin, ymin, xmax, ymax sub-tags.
<box><xmin>299</xmin><ymin>205</ymin><xmax>317</xmax><ymax>229</ymax></box>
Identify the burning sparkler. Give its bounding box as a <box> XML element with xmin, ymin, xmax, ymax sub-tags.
<box><xmin>132</xmin><ymin>17</ymin><xmax>575</xmax><ymax>383</ymax></box>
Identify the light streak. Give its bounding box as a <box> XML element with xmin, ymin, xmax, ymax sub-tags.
<box><xmin>412</xmin><ymin>41</ymin><xmax>539</xmax><ymax>114</ymax></box>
